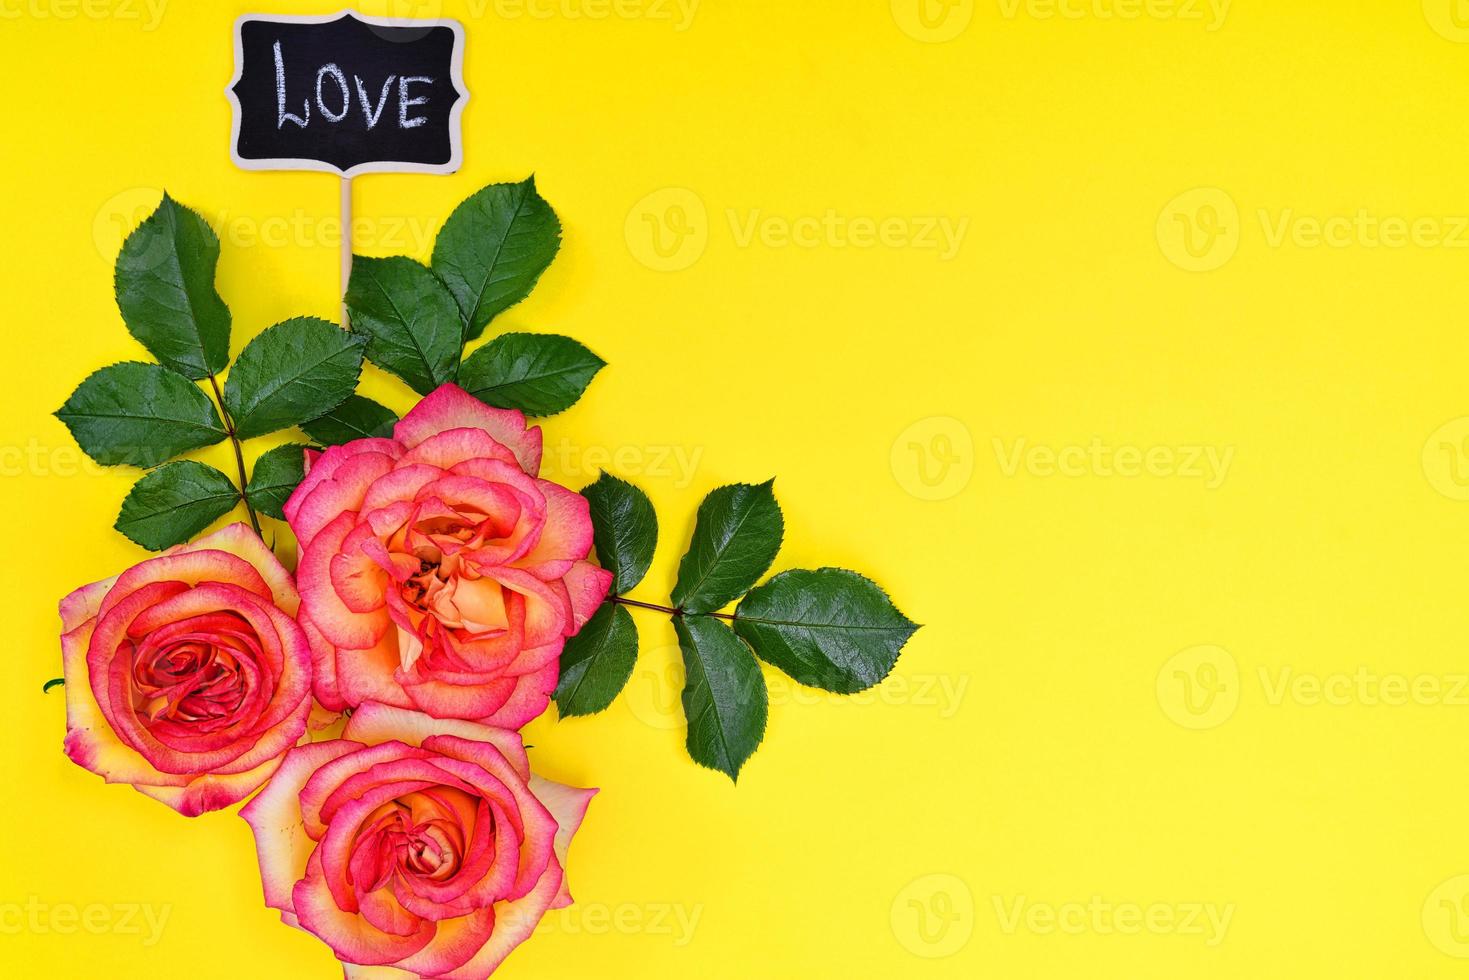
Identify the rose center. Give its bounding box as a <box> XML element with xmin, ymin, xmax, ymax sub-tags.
<box><xmin>129</xmin><ymin>612</ymin><xmax>256</xmax><ymax>725</ymax></box>
<box><xmin>354</xmin><ymin>791</ymin><xmax>474</xmax><ymax>890</ymax></box>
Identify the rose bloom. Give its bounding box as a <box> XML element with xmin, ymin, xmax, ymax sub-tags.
<box><xmin>59</xmin><ymin>523</ymin><xmax>313</xmax><ymax>816</ymax></box>
<box><xmin>285</xmin><ymin>384</ymin><xmax>612</xmax><ymax>728</ymax></box>
<box><xmin>241</xmin><ymin>702</ymin><xmax>594</xmax><ymax>978</ymax></box>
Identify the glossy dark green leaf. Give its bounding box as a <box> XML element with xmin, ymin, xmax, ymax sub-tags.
<box><xmin>458</xmin><ymin>332</ymin><xmax>604</xmax><ymax>416</ymax></box>
<box><xmin>113</xmin><ymin>192</ymin><xmax>231</xmax><ymax>379</ymax></box>
<box><xmin>553</xmin><ymin>603</ymin><xmax>638</xmax><ymax>718</ymax></box>
<box><xmin>431</xmin><ymin>177</ymin><xmax>562</xmax><ymax>342</ymax></box>
<box><xmin>55</xmin><ymin>362</ymin><xmax>225</xmax><ymax>467</ymax></box>
<box><xmin>222</xmin><ymin>318</ymin><xmax>365</xmax><ymax>440</ymax></box>
<box><xmin>676</xmin><ymin>614</ymin><xmax>767</xmax><ymax>782</ymax></box>
<box><xmin>581</xmin><ymin>473</ymin><xmax>657</xmax><ymax>593</ymax></box>
<box><xmin>300</xmin><ymin>394</ymin><xmax>399</xmax><ymax>445</ymax></box>
<box><xmin>115</xmin><ymin>460</ymin><xmax>240</xmax><ymax>550</ymax></box>
<box><xmin>734</xmin><ymin>568</ymin><xmax>919</xmax><ymax>694</ymax></box>
<box><xmin>345</xmin><ymin>255</ymin><xmax>463</xmax><ymax>395</ymax></box>
<box><xmin>671</xmin><ymin>481</ymin><xmax>783</xmax><ymax>614</ymax></box>
<box><xmin>245</xmin><ymin>444</ymin><xmax>309</xmax><ymax>520</ymax></box>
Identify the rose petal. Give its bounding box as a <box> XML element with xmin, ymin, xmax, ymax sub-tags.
<box><xmin>301</xmin><ymin>611</ymin><xmax>347</xmax><ymax>713</ymax></box>
<box><xmin>394</xmin><ymin>384</ymin><xmax>542</xmax><ymax>475</ymax></box>
<box><xmin>240</xmin><ymin>739</ymin><xmax>365</xmax><ymax>911</ymax></box>
<box><xmin>529</xmin><ymin>776</ymin><xmax>597</xmax><ymax>910</ymax></box>
<box><xmin>439</xmin><ymin>863</ymin><xmax>564</xmax><ymax>980</ymax></box>
<box><xmin>174</xmin><ymin>523</ymin><xmax>300</xmax><ymax>615</ymax></box>
<box><xmin>387</xmin><ymin>906</ymin><xmax>496</xmax><ymax>976</ymax></box>
<box><xmin>481</xmin><ymin>660</ymin><xmax>561</xmax><ymax>730</ymax></box>
<box><xmin>300</xmin><ymin>512</ymin><xmax>393</xmax><ymax>650</ymax></box>
<box><xmin>58</xmin><ymin>575</ymin><xmax>116</xmax><ymax>633</ymax></box>
<box><xmin>294</xmin><ymin>850</ymin><xmax>435</xmax><ymax>965</ymax></box>
<box><xmin>285</xmin><ymin>439</ymin><xmax>402</xmax><ymax>536</ymax></box>
<box><xmin>343</xmin><ymin>703</ymin><xmax>531</xmax><ymax>781</ymax></box>
<box><xmin>400</xmin><ymin>428</ymin><xmax>520</xmax><ymax>472</ymax></box>
<box><xmin>291</xmin><ymin>451</ymin><xmax>400</xmax><ymax>552</ymax></box>
<box><xmin>337</xmin><ymin>631</ymin><xmax>412</xmax><ymax>710</ymax></box>
<box><xmin>62</xmin><ymin>613</ymin><xmax>190</xmax><ymax>792</ymax></box>
<box><xmin>516</xmin><ymin>481</ymin><xmax>594</xmax><ymax>570</ymax></box>
<box><xmin>563</xmin><ymin>562</ymin><xmax>614</xmax><ymax>633</ymax></box>
<box><xmin>135</xmin><ymin>741</ymin><xmax>297</xmax><ymax>817</ymax></box>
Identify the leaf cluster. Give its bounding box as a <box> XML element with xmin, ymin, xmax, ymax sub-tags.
<box><xmin>56</xmin><ymin>194</ymin><xmax>368</xmax><ymax>549</ymax></box>
<box><xmin>345</xmin><ymin>176</ymin><xmax>602</xmax><ymax>417</ymax></box>
<box><xmin>554</xmin><ymin>475</ymin><xmax>918</xmax><ymax>782</ymax></box>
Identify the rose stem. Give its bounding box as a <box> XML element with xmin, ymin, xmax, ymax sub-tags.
<box><xmin>206</xmin><ymin>373</ymin><xmax>263</xmax><ymax>537</ymax></box>
<box><xmin>609</xmin><ymin>596</ymin><xmax>736</xmax><ymax>620</ymax></box>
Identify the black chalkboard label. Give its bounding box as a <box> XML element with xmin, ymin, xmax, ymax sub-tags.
<box><xmin>228</xmin><ymin>11</ymin><xmax>466</xmax><ymax>176</ymax></box>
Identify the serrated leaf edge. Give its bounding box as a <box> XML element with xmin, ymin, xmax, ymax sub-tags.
<box><xmin>673</xmin><ymin>479</ymin><xmax>784</xmax><ymax>614</ymax></box>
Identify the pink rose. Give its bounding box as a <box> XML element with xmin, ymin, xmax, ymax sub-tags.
<box><xmin>241</xmin><ymin>702</ymin><xmax>594</xmax><ymax>978</ymax></box>
<box><xmin>59</xmin><ymin>523</ymin><xmax>313</xmax><ymax>816</ymax></box>
<box><xmin>286</xmin><ymin>383</ymin><xmax>612</xmax><ymax>728</ymax></box>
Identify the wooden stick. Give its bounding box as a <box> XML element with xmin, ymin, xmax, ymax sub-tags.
<box><xmin>340</xmin><ymin>176</ymin><xmax>352</xmax><ymax>326</ymax></box>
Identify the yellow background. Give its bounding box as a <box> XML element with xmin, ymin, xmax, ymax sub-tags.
<box><xmin>5</xmin><ymin>0</ymin><xmax>1469</xmax><ymax>976</ymax></box>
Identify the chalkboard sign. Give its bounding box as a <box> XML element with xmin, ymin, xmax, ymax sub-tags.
<box><xmin>228</xmin><ymin>11</ymin><xmax>466</xmax><ymax>177</ymax></box>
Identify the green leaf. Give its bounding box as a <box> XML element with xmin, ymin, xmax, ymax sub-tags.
<box><xmin>345</xmin><ymin>256</ymin><xmax>463</xmax><ymax>395</ymax></box>
<box><xmin>245</xmin><ymin>444</ymin><xmax>309</xmax><ymax>520</ymax></box>
<box><xmin>582</xmin><ymin>473</ymin><xmax>657</xmax><ymax>593</ymax></box>
<box><xmin>55</xmin><ymin>362</ymin><xmax>225</xmax><ymax>467</ymax></box>
<box><xmin>115</xmin><ymin>460</ymin><xmax>240</xmax><ymax>550</ymax></box>
<box><xmin>675</xmin><ymin>614</ymin><xmax>767</xmax><ymax>782</ymax></box>
<box><xmin>300</xmin><ymin>394</ymin><xmax>399</xmax><ymax>445</ymax></box>
<box><xmin>734</xmin><ymin>568</ymin><xmax>919</xmax><ymax>694</ymax></box>
<box><xmin>553</xmin><ymin>603</ymin><xmax>638</xmax><ymax>718</ymax></box>
<box><xmin>459</xmin><ymin>333</ymin><xmax>604</xmax><ymax>416</ymax></box>
<box><xmin>671</xmin><ymin>481</ymin><xmax>784</xmax><ymax>614</ymax></box>
<box><xmin>222</xmin><ymin>318</ymin><xmax>365</xmax><ymax>440</ymax></box>
<box><xmin>42</xmin><ymin>677</ymin><xmax>64</xmax><ymax>694</ymax></box>
<box><xmin>113</xmin><ymin>192</ymin><xmax>231</xmax><ymax>380</ymax></box>
<box><xmin>431</xmin><ymin>176</ymin><xmax>562</xmax><ymax>342</ymax></box>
